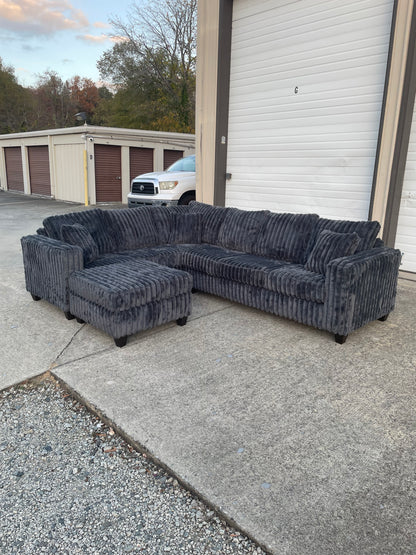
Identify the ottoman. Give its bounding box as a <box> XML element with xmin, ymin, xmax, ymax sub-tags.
<box><xmin>68</xmin><ymin>259</ymin><xmax>192</xmax><ymax>347</ymax></box>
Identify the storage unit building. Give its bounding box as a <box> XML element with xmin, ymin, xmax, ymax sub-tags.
<box><xmin>0</xmin><ymin>126</ymin><xmax>195</xmax><ymax>205</ymax></box>
<box><xmin>197</xmin><ymin>0</ymin><xmax>416</xmax><ymax>278</ymax></box>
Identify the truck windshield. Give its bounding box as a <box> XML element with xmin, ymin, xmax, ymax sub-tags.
<box><xmin>167</xmin><ymin>155</ymin><xmax>195</xmax><ymax>172</ymax></box>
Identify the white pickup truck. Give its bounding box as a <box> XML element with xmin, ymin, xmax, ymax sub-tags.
<box><xmin>127</xmin><ymin>154</ymin><xmax>196</xmax><ymax>207</ymax></box>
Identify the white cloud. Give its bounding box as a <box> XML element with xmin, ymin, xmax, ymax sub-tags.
<box><xmin>0</xmin><ymin>0</ymin><xmax>89</xmax><ymax>36</ymax></box>
<box><xmin>77</xmin><ymin>33</ymin><xmax>127</xmax><ymax>44</ymax></box>
<box><xmin>93</xmin><ymin>21</ymin><xmax>110</xmax><ymax>30</ymax></box>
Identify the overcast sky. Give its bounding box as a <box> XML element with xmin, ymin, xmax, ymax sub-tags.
<box><xmin>0</xmin><ymin>0</ymin><xmax>140</xmax><ymax>87</ymax></box>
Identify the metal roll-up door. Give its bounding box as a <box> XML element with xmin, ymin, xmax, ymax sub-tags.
<box><xmin>163</xmin><ymin>149</ymin><xmax>183</xmax><ymax>170</ymax></box>
<box><xmin>4</xmin><ymin>147</ymin><xmax>24</xmax><ymax>192</ymax></box>
<box><xmin>395</xmin><ymin>107</ymin><xmax>416</xmax><ymax>274</ymax></box>
<box><xmin>130</xmin><ymin>147</ymin><xmax>154</xmax><ymax>183</ymax></box>
<box><xmin>226</xmin><ymin>0</ymin><xmax>394</xmax><ymax>219</ymax></box>
<box><xmin>94</xmin><ymin>144</ymin><xmax>122</xmax><ymax>202</ymax></box>
<box><xmin>28</xmin><ymin>145</ymin><xmax>51</xmax><ymax>196</ymax></box>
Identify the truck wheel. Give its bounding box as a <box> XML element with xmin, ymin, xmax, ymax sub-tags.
<box><xmin>178</xmin><ymin>192</ymin><xmax>196</xmax><ymax>205</ymax></box>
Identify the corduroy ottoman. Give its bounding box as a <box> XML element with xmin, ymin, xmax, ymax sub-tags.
<box><xmin>68</xmin><ymin>259</ymin><xmax>192</xmax><ymax>347</ymax></box>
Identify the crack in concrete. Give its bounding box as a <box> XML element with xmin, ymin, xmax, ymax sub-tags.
<box><xmin>54</xmin><ymin>324</ymin><xmax>87</xmax><ymax>365</ymax></box>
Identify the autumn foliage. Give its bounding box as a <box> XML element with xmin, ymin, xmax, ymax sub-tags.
<box><xmin>0</xmin><ymin>0</ymin><xmax>196</xmax><ymax>134</ymax></box>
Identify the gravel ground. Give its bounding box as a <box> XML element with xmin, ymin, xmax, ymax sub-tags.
<box><xmin>0</xmin><ymin>378</ymin><xmax>265</xmax><ymax>555</ymax></box>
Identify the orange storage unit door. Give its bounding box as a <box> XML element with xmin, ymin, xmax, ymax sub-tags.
<box><xmin>129</xmin><ymin>147</ymin><xmax>154</xmax><ymax>183</ymax></box>
<box><xmin>5</xmin><ymin>147</ymin><xmax>24</xmax><ymax>192</ymax></box>
<box><xmin>28</xmin><ymin>145</ymin><xmax>51</xmax><ymax>196</ymax></box>
<box><xmin>94</xmin><ymin>144</ymin><xmax>122</xmax><ymax>202</ymax></box>
<box><xmin>163</xmin><ymin>149</ymin><xmax>183</xmax><ymax>170</ymax></box>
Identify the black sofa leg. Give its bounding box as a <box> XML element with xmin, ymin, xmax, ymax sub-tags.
<box><xmin>191</xmin><ymin>288</ymin><xmax>199</xmax><ymax>294</ymax></box>
<box><xmin>31</xmin><ymin>293</ymin><xmax>41</xmax><ymax>301</ymax></box>
<box><xmin>378</xmin><ymin>314</ymin><xmax>389</xmax><ymax>322</ymax></box>
<box><xmin>335</xmin><ymin>334</ymin><xmax>348</xmax><ymax>345</ymax></box>
<box><xmin>114</xmin><ymin>336</ymin><xmax>127</xmax><ymax>348</ymax></box>
<box><xmin>176</xmin><ymin>316</ymin><xmax>187</xmax><ymax>326</ymax></box>
<box><xmin>76</xmin><ymin>317</ymin><xmax>85</xmax><ymax>324</ymax></box>
<box><xmin>64</xmin><ymin>311</ymin><xmax>75</xmax><ymax>320</ymax></box>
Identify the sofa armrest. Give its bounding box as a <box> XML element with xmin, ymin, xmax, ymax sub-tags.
<box><xmin>21</xmin><ymin>235</ymin><xmax>84</xmax><ymax>312</ymax></box>
<box><xmin>324</xmin><ymin>247</ymin><xmax>402</xmax><ymax>335</ymax></box>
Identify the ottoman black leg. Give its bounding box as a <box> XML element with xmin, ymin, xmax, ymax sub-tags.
<box><xmin>31</xmin><ymin>293</ymin><xmax>41</xmax><ymax>301</ymax></box>
<box><xmin>114</xmin><ymin>336</ymin><xmax>127</xmax><ymax>348</ymax></box>
<box><xmin>335</xmin><ymin>334</ymin><xmax>348</xmax><ymax>345</ymax></box>
<box><xmin>64</xmin><ymin>311</ymin><xmax>75</xmax><ymax>320</ymax></box>
<box><xmin>378</xmin><ymin>314</ymin><xmax>389</xmax><ymax>322</ymax></box>
<box><xmin>76</xmin><ymin>317</ymin><xmax>85</xmax><ymax>324</ymax></box>
<box><xmin>176</xmin><ymin>317</ymin><xmax>187</xmax><ymax>326</ymax></box>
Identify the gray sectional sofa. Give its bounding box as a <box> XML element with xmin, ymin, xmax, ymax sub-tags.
<box><xmin>21</xmin><ymin>202</ymin><xmax>402</xmax><ymax>345</ymax></box>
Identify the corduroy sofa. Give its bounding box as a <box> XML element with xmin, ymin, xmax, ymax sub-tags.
<box><xmin>21</xmin><ymin>202</ymin><xmax>401</xmax><ymax>345</ymax></box>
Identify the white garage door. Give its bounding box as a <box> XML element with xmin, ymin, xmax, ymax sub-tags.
<box><xmin>226</xmin><ymin>0</ymin><xmax>394</xmax><ymax>219</ymax></box>
<box><xmin>395</xmin><ymin>107</ymin><xmax>416</xmax><ymax>274</ymax></box>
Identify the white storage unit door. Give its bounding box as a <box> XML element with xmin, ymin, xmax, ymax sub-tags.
<box><xmin>395</xmin><ymin>107</ymin><xmax>416</xmax><ymax>274</ymax></box>
<box><xmin>226</xmin><ymin>0</ymin><xmax>393</xmax><ymax>219</ymax></box>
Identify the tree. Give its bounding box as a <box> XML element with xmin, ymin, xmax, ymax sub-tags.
<box><xmin>0</xmin><ymin>58</ymin><xmax>35</xmax><ymax>133</ymax></box>
<box><xmin>68</xmin><ymin>76</ymin><xmax>100</xmax><ymax>123</ymax></box>
<box><xmin>97</xmin><ymin>0</ymin><xmax>196</xmax><ymax>133</ymax></box>
<box><xmin>31</xmin><ymin>71</ymin><xmax>74</xmax><ymax>129</ymax></box>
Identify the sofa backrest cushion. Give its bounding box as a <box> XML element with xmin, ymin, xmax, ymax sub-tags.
<box><xmin>312</xmin><ymin>218</ymin><xmax>380</xmax><ymax>253</ymax></box>
<box><xmin>105</xmin><ymin>207</ymin><xmax>159</xmax><ymax>251</ymax></box>
<box><xmin>188</xmin><ymin>201</ymin><xmax>229</xmax><ymax>244</ymax></box>
<box><xmin>255</xmin><ymin>212</ymin><xmax>319</xmax><ymax>263</ymax></box>
<box><xmin>169</xmin><ymin>213</ymin><xmax>202</xmax><ymax>244</ymax></box>
<box><xmin>43</xmin><ymin>209</ymin><xmax>117</xmax><ymax>254</ymax></box>
<box><xmin>61</xmin><ymin>223</ymin><xmax>99</xmax><ymax>265</ymax></box>
<box><xmin>305</xmin><ymin>230</ymin><xmax>360</xmax><ymax>275</ymax></box>
<box><xmin>150</xmin><ymin>205</ymin><xmax>191</xmax><ymax>244</ymax></box>
<box><xmin>217</xmin><ymin>208</ymin><xmax>270</xmax><ymax>253</ymax></box>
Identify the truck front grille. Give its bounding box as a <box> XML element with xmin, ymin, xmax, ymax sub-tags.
<box><xmin>131</xmin><ymin>182</ymin><xmax>155</xmax><ymax>195</ymax></box>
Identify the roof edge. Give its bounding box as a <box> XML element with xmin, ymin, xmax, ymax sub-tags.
<box><xmin>0</xmin><ymin>125</ymin><xmax>195</xmax><ymax>141</ymax></box>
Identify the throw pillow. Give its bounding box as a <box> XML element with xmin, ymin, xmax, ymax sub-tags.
<box><xmin>61</xmin><ymin>223</ymin><xmax>99</xmax><ymax>265</ymax></box>
<box><xmin>305</xmin><ymin>230</ymin><xmax>360</xmax><ymax>274</ymax></box>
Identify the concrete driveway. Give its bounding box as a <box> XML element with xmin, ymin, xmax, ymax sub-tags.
<box><xmin>1</xmin><ymin>190</ymin><xmax>416</xmax><ymax>554</ymax></box>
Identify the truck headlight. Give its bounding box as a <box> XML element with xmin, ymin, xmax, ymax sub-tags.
<box><xmin>159</xmin><ymin>180</ymin><xmax>178</xmax><ymax>190</ymax></box>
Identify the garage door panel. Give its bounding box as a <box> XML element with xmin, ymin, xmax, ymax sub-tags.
<box><xmin>4</xmin><ymin>147</ymin><xmax>24</xmax><ymax>192</ymax></box>
<box><xmin>163</xmin><ymin>149</ymin><xmax>183</xmax><ymax>170</ymax></box>
<box><xmin>28</xmin><ymin>146</ymin><xmax>51</xmax><ymax>196</ymax></box>
<box><xmin>227</xmin><ymin>0</ymin><xmax>393</xmax><ymax>219</ymax></box>
<box><xmin>94</xmin><ymin>144</ymin><xmax>122</xmax><ymax>203</ymax></box>
<box><xmin>130</xmin><ymin>147</ymin><xmax>153</xmax><ymax>183</ymax></box>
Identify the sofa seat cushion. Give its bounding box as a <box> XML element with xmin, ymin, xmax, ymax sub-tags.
<box><xmin>254</xmin><ymin>212</ymin><xmax>319</xmax><ymax>263</ymax></box>
<box><xmin>266</xmin><ymin>265</ymin><xmax>326</xmax><ymax>303</ymax></box>
<box><xmin>181</xmin><ymin>246</ymin><xmax>292</xmax><ymax>287</ymax></box>
<box><xmin>70</xmin><ymin>259</ymin><xmax>192</xmax><ymax>312</ymax></box>
<box><xmin>217</xmin><ymin>208</ymin><xmax>270</xmax><ymax>253</ymax></box>
<box><xmin>43</xmin><ymin>209</ymin><xmax>117</xmax><ymax>254</ymax></box>
<box><xmin>117</xmin><ymin>245</ymin><xmax>186</xmax><ymax>267</ymax></box>
<box><xmin>85</xmin><ymin>252</ymin><xmax>139</xmax><ymax>269</ymax></box>
<box><xmin>180</xmin><ymin>244</ymin><xmax>240</xmax><ymax>274</ymax></box>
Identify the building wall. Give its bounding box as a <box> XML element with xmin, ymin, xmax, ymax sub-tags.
<box><xmin>226</xmin><ymin>0</ymin><xmax>394</xmax><ymax>218</ymax></box>
<box><xmin>196</xmin><ymin>0</ymin><xmax>220</xmax><ymax>204</ymax></box>
<box><xmin>0</xmin><ymin>127</ymin><xmax>195</xmax><ymax>205</ymax></box>
<box><xmin>54</xmin><ymin>143</ymin><xmax>85</xmax><ymax>203</ymax></box>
